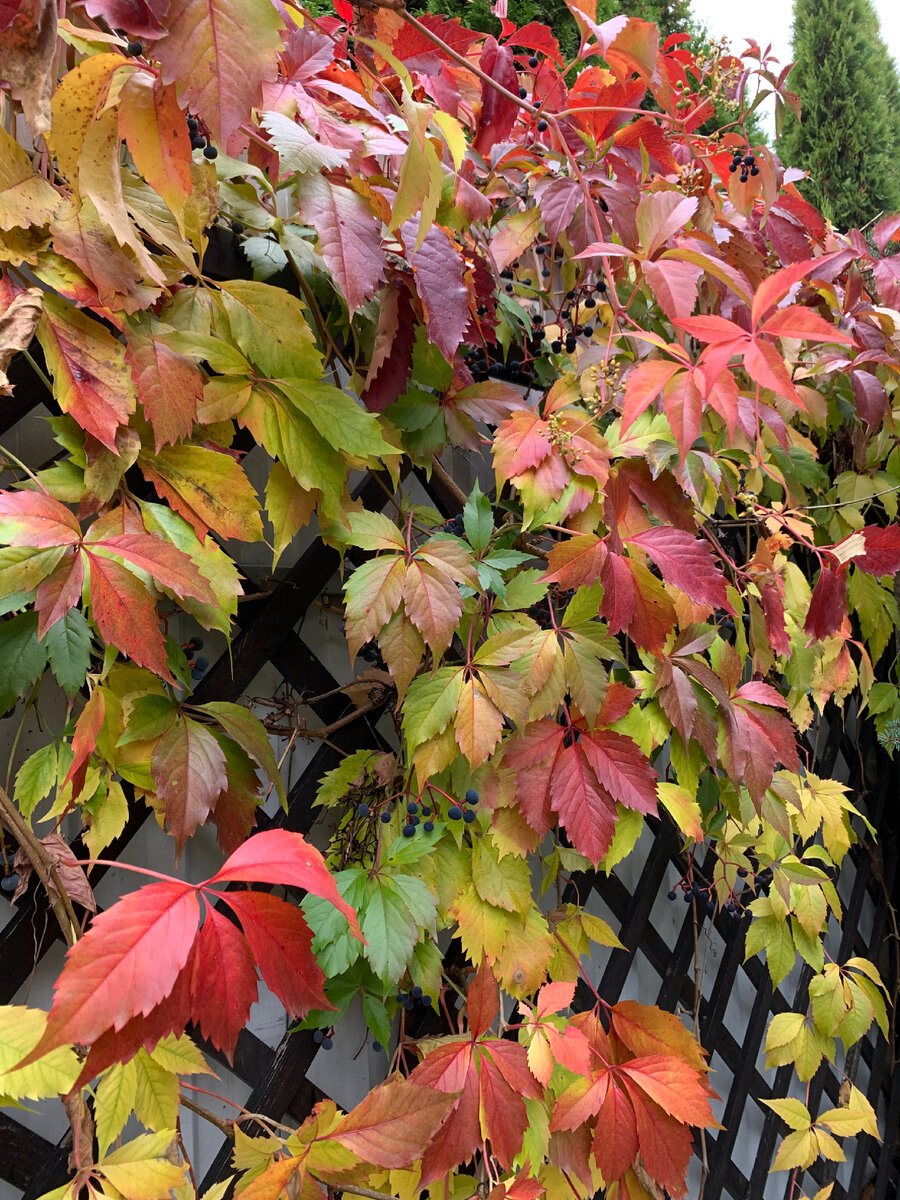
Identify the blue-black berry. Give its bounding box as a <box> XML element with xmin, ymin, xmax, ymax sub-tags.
<box><xmin>463</xmin><ymin>809</ymin><xmax>476</xmax><ymax>823</ymax></box>
<box><xmin>403</xmin><ymin>824</ymin><xmax>415</xmax><ymax>837</ymax></box>
<box><xmin>519</xmin><ymin>87</ymin><xmax>527</xmax><ymax>99</ymax></box>
<box><xmin>537</xmin><ymin>119</ymin><xmax>548</xmax><ymax>133</ymax></box>
<box><xmin>667</xmin><ymin>890</ymin><xmax>677</xmax><ymax>901</ymax></box>
<box><xmin>465</xmin><ymin>789</ymin><xmax>479</xmax><ymax>804</ymax></box>
<box><xmin>421</xmin><ymin>806</ymin><xmax>432</xmax><ymax>817</ymax></box>
<box><xmin>381</xmin><ymin>811</ymin><xmax>392</xmax><ymax>824</ymax></box>
<box><xmin>448</xmin><ymin>805</ymin><xmax>463</xmax><ymax>820</ymax></box>
<box><xmin>683</xmin><ymin>891</ymin><xmax>693</xmax><ymax>903</ymax></box>
<box><xmin>411</xmin><ymin>985</ymin><xmax>423</xmax><ymax>998</ymax></box>
<box><xmin>126</xmin><ymin>40</ymin><xmax>143</xmax><ymax>55</ymax></box>
<box><xmin>203</xmin><ymin>145</ymin><xmax>218</xmax><ymax>160</ymax></box>
<box><xmin>424</xmin><ymin>820</ymin><xmax>434</xmax><ymax>832</ymax></box>
<box><xmin>528</xmin><ymin>55</ymin><xmax>539</xmax><ymax>67</ymax></box>
<box><xmin>372</xmin><ymin>1040</ymin><xmax>384</xmax><ymax>1052</ymax></box>
<box><xmin>191</xmin><ymin>136</ymin><xmax>206</xmax><ymax>150</ymax></box>
<box><xmin>407</xmin><ymin>801</ymin><xmax>418</xmax><ymax>814</ymax></box>
<box><xmin>313</xmin><ymin>1029</ymin><xmax>324</xmax><ymax>1044</ymax></box>
<box><xmin>357</xmin><ymin>802</ymin><xmax>370</xmax><ymax>817</ymax></box>
<box><xmin>421</xmin><ymin>994</ymin><xmax>433</xmax><ymax>1006</ymax></box>
<box><xmin>321</xmin><ymin>1036</ymin><xmax>334</xmax><ymax>1050</ymax></box>
<box><xmin>737</xmin><ymin>866</ymin><xmax>749</xmax><ymax>877</ymax></box>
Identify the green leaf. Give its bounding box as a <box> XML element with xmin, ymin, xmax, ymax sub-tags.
<box><xmin>0</xmin><ymin>612</ymin><xmax>47</xmax><ymax>714</ymax></box>
<box><xmin>198</xmin><ymin>701</ymin><xmax>287</xmax><ymax>809</ymax></box>
<box><xmin>14</xmin><ymin>743</ymin><xmax>59</xmax><ymax>818</ymax></box>
<box><xmin>463</xmin><ymin>482</ymin><xmax>493</xmax><ymax>555</ymax></box>
<box><xmin>217</xmin><ymin>280</ymin><xmax>319</xmax><ymax>379</ymax></box>
<box><xmin>278</xmin><ymin>379</ymin><xmax>396</xmax><ymax>462</ymax></box>
<box><xmin>403</xmin><ymin>667</ymin><xmax>463</xmax><ymax>750</ymax></box>
<box><xmin>43</xmin><ymin>609</ymin><xmax>92</xmax><ymax>698</ymax></box>
<box><xmin>304</xmin><ymin>868</ymin><xmax>367</xmax><ymax>977</ymax></box>
<box><xmin>362</xmin><ymin>993</ymin><xmax>392</xmax><ymax>1048</ymax></box>
<box><xmin>362</xmin><ymin>877</ymin><xmax>435</xmax><ymax>984</ymax></box>
<box><xmin>495</xmin><ymin>569</ymin><xmax>548</xmax><ymax>610</ymax></box>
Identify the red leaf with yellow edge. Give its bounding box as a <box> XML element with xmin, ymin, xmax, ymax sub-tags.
<box><xmin>62</xmin><ymin>686</ymin><xmax>105</xmax><ymax>802</ymax></box>
<box><xmin>86</xmin><ymin>549</ymin><xmax>173</xmax><ymax>680</ymax></box>
<box><xmin>118</xmin><ymin>72</ymin><xmax>193</xmax><ymax>229</ymax></box>
<box><xmin>617</xmin><ymin>1054</ymin><xmax>717</xmax><ymax>1126</ymax></box>
<box><xmin>125</xmin><ymin>315</ymin><xmax>202</xmax><ymax>453</ymax></box>
<box><xmin>96</xmin><ymin>533</ymin><xmax>217</xmax><ymax>604</ymax></box>
<box><xmin>0</xmin><ymin>490</ymin><xmax>81</xmax><ymax>547</ymax></box>
<box><xmin>402</xmin><ymin>558</ymin><xmax>464</xmax><ymax>660</ymax></box>
<box><xmin>207</xmin><ymin>829</ymin><xmax>363</xmax><ymax>940</ymax></box>
<box><xmin>550</xmin><ymin>742</ymin><xmax>617</xmax><ymax>864</ymax></box>
<box><xmin>610</xmin><ymin>1001</ymin><xmax>709</xmax><ymax>1076</ymax></box>
<box><xmin>493</xmin><ymin>409</ymin><xmax>552</xmax><ymax>481</ymax></box>
<box><xmin>139</xmin><ymin>444</ymin><xmax>263</xmax><ymax>543</ymax></box>
<box><xmin>628</xmin><ymin>525</ymin><xmax>728</xmax><ymax>611</ymax></box>
<box><xmin>37</xmin><ymin>294</ymin><xmax>136</xmax><ymax>452</ymax></box>
<box><xmin>580</xmin><ymin>729</ymin><xmax>658</xmax><ymax>815</ymax></box>
<box><xmin>542</xmin><ymin>533</ymin><xmax>608</xmax><ymax>590</ymax></box>
<box><xmin>332</xmin><ymin>1078</ymin><xmax>456</xmax><ymax>1168</ymax></box>
<box><xmin>551</xmin><ymin>1072</ymin><xmax>611</xmax><ymax>1133</ymax></box>
<box><xmin>620</xmin><ymin>359</ymin><xmax>683</xmax><ymax>432</ymax></box>
<box><xmin>151</xmin><ymin>715</ymin><xmax>228</xmax><ymax>852</ymax></box>
<box><xmin>219</xmin><ymin>890</ymin><xmax>330</xmax><ymax>1018</ymax></box>
<box><xmin>591</xmin><ymin>1082</ymin><xmax>639</xmax><ymax>1184</ymax></box>
<box><xmin>22</xmin><ymin>880</ymin><xmax>200</xmax><ymax>1063</ymax></box>
<box><xmin>416</xmin><ymin>1055</ymin><xmax>481</xmax><ymax>1186</ymax></box>
<box><xmin>188</xmin><ymin>904</ymin><xmax>258</xmax><ymax>1057</ymax></box>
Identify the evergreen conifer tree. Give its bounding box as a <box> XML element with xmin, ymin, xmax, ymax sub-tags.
<box><xmin>780</xmin><ymin>0</ymin><xmax>900</xmax><ymax>230</ymax></box>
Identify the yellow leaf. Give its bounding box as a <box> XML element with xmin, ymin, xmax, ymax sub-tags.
<box><xmin>472</xmin><ymin>836</ymin><xmax>532</xmax><ymax>916</ymax></box>
<box><xmin>452</xmin><ymin>883</ymin><xmax>511</xmax><ymax>966</ymax></box>
<box><xmin>656</xmin><ymin>781</ymin><xmax>703</xmax><ymax>841</ymax></box>
<box><xmin>232</xmin><ymin>1126</ymin><xmax>283</xmax><ymax>1181</ymax></box>
<box><xmin>494</xmin><ymin>904</ymin><xmax>554</xmax><ymax>997</ymax></box>
<box><xmin>431</xmin><ymin>111</ymin><xmax>466</xmax><ymax>170</ymax></box>
<box><xmin>0</xmin><ymin>1006</ymin><xmax>80</xmax><ymax>1101</ymax></box>
<box><xmin>813</xmin><ymin>1129</ymin><xmax>845</xmax><ymax>1162</ymax></box>
<box><xmin>99</xmin><ymin>1130</ymin><xmax>187</xmax><ymax>1200</ymax></box>
<box><xmin>580</xmin><ymin>911</ymin><xmax>625</xmax><ymax>949</ymax></box>
<box><xmin>118</xmin><ymin>72</ymin><xmax>193</xmax><ymax>234</ymax></box>
<box><xmin>49</xmin><ymin>52</ymin><xmax>124</xmax><ymax>181</ymax></box>
<box><xmin>133</xmin><ymin>1049</ymin><xmax>180</xmax><ymax>1132</ymax></box>
<box><xmin>148</xmin><ymin>1032</ymin><xmax>215</xmax><ymax>1077</ymax></box>
<box><xmin>761</xmin><ymin>1097</ymin><xmax>811</xmax><ymax>1131</ymax></box>
<box><xmin>816</xmin><ymin>1085</ymin><xmax>880</xmax><ymax>1139</ymax></box>
<box><xmin>95</xmin><ymin>1059</ymin><xmax>138</xmax><ymax>1157</ymax></box>
<box><xmin>455</xmin><ymin>676</ymin><xmax>505</xmax><ymax>767</ymax></box>
<box><xmin>0</xmin><ymin>126</ymin><xmax>62</xmax><ymax>231</ymax></box>
<box><xmin>771</xmin><ymin>1129</ymin><xmax>817</xmax><ymax>1172</ymax></box>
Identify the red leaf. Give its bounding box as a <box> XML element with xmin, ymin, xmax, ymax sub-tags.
<box><xmin>760</xmin><ymin>581</ymin><xmax>791</xmax><ymax>656</ymax></box>
<box><xmin>35</xmin><ymin>550</ymin><xmax>85</xmax><ymax>638</ymax></box>
<box><xmin>478</xmin><ymin>1050</ymin><xmax>529</xmax><ymax>1168</ymax></box>
<box><xmin>86</xmin><ymin>549</ymin><xmax>174</xmax><ymax>680</ymax></box>
<box><xmin>82</xmin><ymin>0</ymin><xmax>168</xmax><ymax>37</ymax></box>
<box><xmin>24</xmin><ymin>881</ymin><xmax>200</xmax><ymax>1061</ymax></box>
<box><xmin>542</xmin><ymin>533</ymin><xmax>608</xmax><ymax>590</ymax></box>
<box><xmin>537</xmin><ymin>178</ymin><xmax>583</xmax><ymax>242</ymax></box>
<box><xmin>466</xmin><ymin>958</ymin><xmax>500</xmax><ymax>1037</ymax></box>
<box><xmin>298</xmin><ymin>176</ymin><xmax>385</xmax><ymax>314</ymax></box>
<box><xmin>550</xmin><ymin>743</ymin><xmax>617</xmax><ymax>864</ymax></box>
<box><xmin>474</xmin><ymin>37</ymin><xmax>518</xmax><ymax>156</ymax></box>
<box><xmin>220</xmin><ymin>889</ymin><xmax>330</xmax><ymax>1017</ymax></box>
<box><xmin>580</xmin><ymin>729</ymin><xmax>658</xmax><ymax>815</ymax></box>
<box><xmin>404</xmin><ymin>223</ymin><xmax>470</xmax><ymax>363</ymax></box>
<box><xmin>635</xmin><ymin>193</ymin><xmax>697</xmax><ymax>261</ymax></box>
<box><xmin>856</xmin><ymin>525</ymin><xmax>900</xmax><ymax>575</ymax></box>
<box><xmin>642</xmin><ymin>258</ymin><xmax>701</xmax><ymax>321</ymax></box>
<box><xmin>850</xmin><ymin>369</ymin><xmax>887</xmax><ymax>426</ymax></box>
<box><xmin>188</xmin><ymin>905</ymin><xmax>258</xmax><ymax>1056</ymax></box>
<box><xmin>750</xmin><ymin>251</ymin><xmax>849</xmax><ymax>327</ymax></box>
<box><xmin>591</xmin><ymin>1082</ymin><xmax>638</xmax><ymax>1184</ymax></box>
<box><xmin>628</xmin><ymin>525</ymin><xmax>728</xmax><ymax>611</ymax></box>
<box><xmin>151</xmin><ymin>715</ymin><xmax>228</xmax><ymax>853</ymax></box>
<box><xmin>660</xmin><ymin>368</ymin><xmax>703</xmax><ymax>461</ymax></box>
<box><xmin>416</xmin><ymin>1053</ymin><xmax>480</xmax><ymax>1185</ymax></box>
<box><xmin>502</xmin><ymin>21</ymin><xmax>562</xmax><ymax>64</ymax></box>
<box><xmin>125</xmin><ymin>319</ymin><xmax>202</xmax><ymax>453</ymax></box>
<box><xmin>361</xmin><ymin>284</ymin><xmax>416</xmax><ymax>413</ymax></box>
<box><xmin>502</xmin><ymin>720</ymin><xmax>565</xmax><ymax>836</ymax></box>
<box><xmin>334</xmin><ymin>1078</ymin><xmax>456</xmax><ymax>1168</ymax></box>
<box><xmin>674</xmin><ymin>313</ymin><xmax>744</xmax><ymax>344</ymax></box>
<box><xmin>627</xmin><ymin>1089</ymin><xmax>694</xmax><ymax>1197</ymax></box>
<box><xmin>620</xmin><ymin>359</ymin><xmax>683</xmax><ymax>432</ymax></box>
<box><xmin>208</xmin><ymin>828</ymin><xmax>363</xmax><ymax>939</ymax></box>
<box><xmin>803</xmin><ymin>564</ymin><xmax>846</xmax><ymax>642</ymax></box>
<box><xmin>610</xmin><ymin>1001</ymin><xmax>709</xmax><ymax>1075</ymax></box>
<box><xmin>96</xmin><ymin>532</ymin><xmax>216</xmax><ymax>604</ymax></box>
<box><xmin>0</xmin><ymin>490</ymin><xmax>81</xmax><ymax>547</ymax></box>
<box><xmin>62</xmin><ymin>687</ymin><xmax>105</xmax><ymax>802</ymax></box>
<box><xmin>618</xmin><ymin>1054</ymin><xmax>716</xmax><ymax>1125</ymax></box>
<box><xmin>759</xmin><ymin>304</ymin><xmax>852</xmax><ymax>344</ymax></box>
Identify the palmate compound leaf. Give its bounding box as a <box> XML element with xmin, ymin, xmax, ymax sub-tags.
<box><xmin>328</xmin><ymin>1077</ymin><xmax>457</xmax><ymax>1167</ymax></box>
<box><xmin>18</xmin><ymin>831</ymin><xmax>362</xmax><ymax>1070</ymax></box>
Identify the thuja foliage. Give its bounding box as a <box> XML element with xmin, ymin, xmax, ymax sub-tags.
<box><xmin>779</xmin><ymin>0</ymin><xmax>900</xmax><ymax>229</ymax></box>
<box><xmin>0</xmin><ymin>2</ymin><xmax>898</xmax><ymax>1199</ymax></box>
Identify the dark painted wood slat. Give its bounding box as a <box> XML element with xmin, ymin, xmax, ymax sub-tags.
<box><xmin>0</xmin><ymin>1114</ymin><xmax>58</xmax><ymax>1190</ymax></box>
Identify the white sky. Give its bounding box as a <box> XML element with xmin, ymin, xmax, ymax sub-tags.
<box><xmin>692</xmin><ymin>0</ymin><xmax>900</xmax><ymax>66</ymax></box>
<box><xmin>691</xmin><ymin>0</ymin><xmax>900</xmax><ymax>133</ymax></box>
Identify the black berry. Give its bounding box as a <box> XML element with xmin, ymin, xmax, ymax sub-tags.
<box><xmin>463</xmin><ymin>809</ymin><xmax>476</xmax><ymax>823</ymax></box>
<box><xmin>321</xmin><ymin>1036</ymin><xmax>334</xmax><ymax>1050</ymax></box>
<box><xmin>537</xmin><ymin>119</ymin><xmax>548</xmax><ymax>132</ymax></box>
<box><xmin>737</xmin><ymin>866</ymin><xmax>749</xmax><ymax>878</ymax></box>
<box><xmin>403</xmin><ymin>824</ymin><xmax>415</xmax><ymax>837</ymax></box>
<box><xmin>357</xmin><ymin>802</ymin><xmax>370</xmax><ymax>817</ymax></box>
<box><xmin>203</xmin><ymin>145</ymin><xmax>218</xmax><ymax>160</ymax></box>
<box><xmin>125</xmin><ymin>40</ymin><xmax>143</xmax><ymax>55</ymax></box>
<box><xmin>411</xmin><ymin>985</ymin><xmax>423</xmax><ymax>998</ymax></box>
<box><xmin>448</xmin><ymin>805</ymin><xmax>463</xmax><ymax>820</ymax></box>
<box><xmin>667</xmin><ymin>890</ymin><xmax>677</xmax><ymax>901</ymax></box>
<box><xmin>519</xmin><ymin>87</ymin><xmax>527</xmax><ymax>99</ymax></box>
<box><xmin>551</xmin><ymin>339</ymin><xmax>562</xmax><ymax>353</ymax></box>
<box><xmin>424</xmin><ymin>820</ymin><xmax>434</xmax><ymax>832</ymax></box>
<box><xmin>230</xmin><ymin>219</ymin><xmax>244</xmax><ymax>234</ymax></box>
<box><xmin>529</xmin><ymin>55</ymin><xmax>539</xmax><ymax>67</ymax></box>
<box><xmin>313</xmin><ymin>1029</ymin><xmax>324</xmax><ymax>1044</ymax></box>
<box><xmin>187</xmin><ymin>118</ymin><xmax>199</xmax><ymax>135</ymax></box>
<box><xmin>191</xmin><ymin>136</ymin><xmax>206</xmax><ymax>150</ymax></box>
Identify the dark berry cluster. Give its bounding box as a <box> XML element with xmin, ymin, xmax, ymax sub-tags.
<box><xmin>447</xmin><ymin>789</ymin><xmax>479</xmax><ymax>823</ymax></box>
<box><xmin>183</xmin><ymin>636</ymin><xmax>208</xmax><ymax>681</ymax></box>
<box><xmin>125</xmin><ymin>40</ymin><xmax>143</xmax><ymax>56</ymax></box>
<box><xmin>312</xmin><ymin>1028</ymin><xmax>334</xmax><ymax>1050</ymax></box>
<box><xmin>441</xmin><ymin>513</ymin><xmax>465</xmax><ymax>536</ymax></box>
<box><xmin>187</xmin><ymin>115</ymin><xmax>218</xmax><ymax>159</ymax></box>
<box><xmin>728</xmin><ymin>149</ymin><xmax>759</xmax><ymax>183</ymax></box>
<box><xmin>398</xmin><ymin>984</ymin><xmax>433</xmax><ymax>1010</ymax></box>
<box><xmin>666</xmin><ymin>863</ymin><xmax>756</xmax><ymax>920</ymax></box>
<box><xmin>463</xmin><ymin>345</ymin><xmax>534</xmax><ymax>388</ymax></box>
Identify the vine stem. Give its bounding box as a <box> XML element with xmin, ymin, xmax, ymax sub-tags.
<box><xmin>0</xmin><ymin>783</ymin><xmax>81</xmax><ymax>946</ymax></box>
